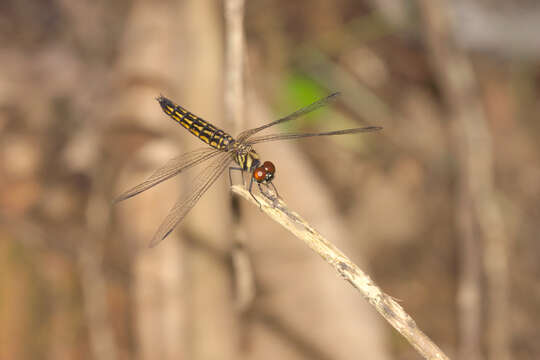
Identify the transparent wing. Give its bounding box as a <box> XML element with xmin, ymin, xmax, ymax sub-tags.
<box><xmin>237</xmin><ymin>92</ymin><xmax>340</xmax><ymax>142</ymax></box>
<box><xmin>245</xmin><ymin>126</ymin><xmax>382</xmax><ymax>145</ymax></box>
<box><xmin>149</xmin><ymin>152</ymin><xmax>234</xmax><ymax>247</ymax></box>
<box><xmin>115</xmin><ymin>147</ymin><xmax>222</xmax><ymax>203</ymax></box>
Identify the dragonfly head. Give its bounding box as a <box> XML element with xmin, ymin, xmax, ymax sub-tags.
<box><xmin>252</xmin><ymin>161</ymin><xmax>275</xmax><ymax>184</ymax></box>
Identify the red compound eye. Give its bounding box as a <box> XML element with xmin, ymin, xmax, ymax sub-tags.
<box><xmin>253</xmin><ymin>167</ymin><xmax>267</xmax><ymax>183</ymax></box>
<box><xmin>262</xmin><ymin>161</ymin><xmax>275</xmax><ymax>175</ymax></box>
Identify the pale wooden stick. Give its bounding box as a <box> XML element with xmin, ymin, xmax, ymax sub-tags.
<box><xmin>224</xmin><ymin>0</ymin><xmax>256</xmax><ymax>311</ymax></box>
<box><xmin>224</xmin><ymin>0</ymin><xmax>245</xmax><ymax>134</ymax></box>
<box><xmin>232</xmin><ymin>185</ymin><xmax>450</xmax><ymax>360</ymax></box>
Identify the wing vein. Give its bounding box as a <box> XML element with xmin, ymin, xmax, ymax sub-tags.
<box><xmin>246</xmin><ymin>126</ymin><xmax>382</xmax><ymax>145</ymax></box>
<box><xmin>237</xmin><ymin>92</ymin><xmax>340</xmax><ymax>141</ymax></box>
<box><xmin>115</xmin><ymin>147</ymin><xmax>222</xmax><ymax>203</ymax></box>
<box><xmin>149</xmin><ymin>152</ymin><xmax>234</xmax><ymax>247</ymax></box>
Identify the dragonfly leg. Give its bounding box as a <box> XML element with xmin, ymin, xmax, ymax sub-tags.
<box><xmin>269</xmin><ymin>182</ymin><xmax>280</xmax><ymax>199</ymax></box>
<box><xmin>258</xmin><ymin>183</ymin><xmax>279</xmax><ymax>208</ymax></box>
<box><xmin>228</xmin><ymin>166</ymin><xmax>245</xmax><ymax>186</ymax></box>
<box><xmin>248</xmin><ymin>176</ymin><xmax>262</xmax><ymax>209</ymax></box>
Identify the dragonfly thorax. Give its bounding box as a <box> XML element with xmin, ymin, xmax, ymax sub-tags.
<box><xmin>232</xmin><ymin>142</ymin><xmax>260</xmax><ymax>172</ymax></box>
<box><xmin>231</xmin><ymin>143</ymin><xmax>275</xmax><ymax>184</ymax></box>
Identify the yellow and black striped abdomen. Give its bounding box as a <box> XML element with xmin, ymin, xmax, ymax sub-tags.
<box><xmin>157</xmin><ymin>96</ymin><xmax>235</xmax><ymax>150</ymax></box>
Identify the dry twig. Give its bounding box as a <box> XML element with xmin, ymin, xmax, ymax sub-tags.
<box><xmin>223</xmin><ymin>0</ymin><xmax>256</xmax><ymax>311</ymax></box>
<box><xmin>231</xmin><ymin>185</ymin><xmax>450</xmax><ymax>360</ymax></box>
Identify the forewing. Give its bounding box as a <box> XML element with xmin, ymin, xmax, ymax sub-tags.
<box><xmin>246</xmin><ymin>126</ymin><xmax>382</xmax><ymax>145</ymax></box>
<box><xmin>115</xmin><ymin>147</ymin><xmax>222</xmax><ymax>203</ymax></box>
<box><xmin>149</xmin><ymin>152</ymin><xmax>233</xmax><ymax>247</ymax></box>
<box><xmin>237</xmin><ymin>92</ymin><xmax>340</xmax><ymax>142</ymax></box>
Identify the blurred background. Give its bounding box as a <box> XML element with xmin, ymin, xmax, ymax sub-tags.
<box><xmin>1</xmin><ymin>0</ymin><xmax>539</xmax><ymax>359</ymax></box>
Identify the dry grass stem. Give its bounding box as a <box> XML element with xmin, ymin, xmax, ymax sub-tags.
<box><xmin>231</xmin><ymin>185</ymin><xmax>450</xmax><ymax>360</ymax></box>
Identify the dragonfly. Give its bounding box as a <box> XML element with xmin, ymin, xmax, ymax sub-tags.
<box><xmin>115</xmin><ymin>92</ymin><xmax>382</xmax><ymax>247</ymax></box>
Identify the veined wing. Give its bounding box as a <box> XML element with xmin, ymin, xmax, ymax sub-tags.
<box><xmin>115</xmin><ymin>147</ymin><xmax>222</xmax><ymax>203</ymax></box>
<box><xmin>246</xmin><ymin>126</ymin><xmax>382</xmax><ymax>145</ymax></box>
<box><xmin>237</xmin><ymin>92</ymin><xmax>340</xmax><ymax>142</ymax></box>
<box><xmin>149</xmin><ymin>152</ymin><xmax>234</xmax><ymax>247</ymax></box>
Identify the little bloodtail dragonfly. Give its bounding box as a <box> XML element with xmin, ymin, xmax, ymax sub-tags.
<box><xmin>115</xmin><ymin>92</ymin><xmax>382</xmax><ymax>247</ymax></box>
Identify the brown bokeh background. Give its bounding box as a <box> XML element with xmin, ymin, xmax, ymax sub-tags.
<box><xmin>1</xmin><ymin>1</ymin><xmax>539</xmax><ymax>359</ymax></box>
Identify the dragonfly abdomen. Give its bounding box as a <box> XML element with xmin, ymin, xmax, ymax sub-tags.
<box><xmin>157</xmin><ymin>96</ymin><xmax>234</xmax><ymax>150</ymax></box>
